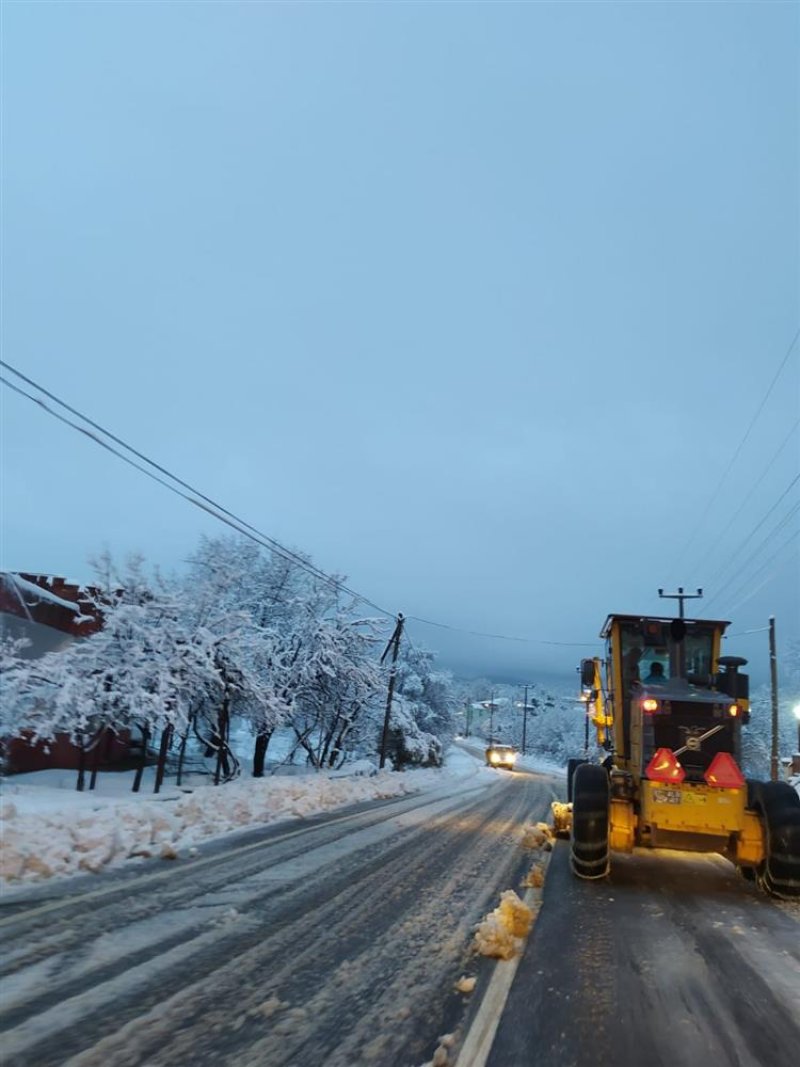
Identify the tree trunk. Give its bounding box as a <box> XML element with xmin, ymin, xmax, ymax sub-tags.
<box><xmin>76</xmin><ymin>736</ymin><xmax>86</xmax><ymax>792</ymax></box>
<box><xmin>154</xmin><ymin>724</ymin><xmax>173</xmax><ymax>793</ymax></box>
<box><xmin>253</xmin><ymin>730</ymin><xmax>272</xmax><ymax>777</ymax></box>
<box><xmin>132</xmin><ymin>725</ymin><xmax>150</xmax><ymax>792</ymax></box>
<box><xmin>89</xmin><ymin>727</ymin><xmax>105</xmax><ymax>790</ymax></box>
<box><xmin>176</xmin><ymin>722</ymin><xmax>190</xmax><ymax>787</ymax></box>
<box><xmin>214</xmin><ymin>699</ymin><xmax>230</xmax><ymax>786</ymax></box>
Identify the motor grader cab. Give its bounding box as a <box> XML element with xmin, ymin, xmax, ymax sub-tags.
<box><xmin>558</xmin><ymin>609</ymin><xmax>800</xmax><ymax>898</ymax></box>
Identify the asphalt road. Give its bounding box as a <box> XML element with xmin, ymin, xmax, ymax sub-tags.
<box><xmin>488</xmin><ymin>840</ymin><xmax>800</xmax><ymax>1067</ymax></box>
<box><xmin>0</xmin><ymin>768</ymin><xmax>555</xmax><ymax>1067</ymax></box>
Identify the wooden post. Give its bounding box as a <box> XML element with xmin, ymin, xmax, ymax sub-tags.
<box><xmin>522</xmin><ymin>685</ymin><xmax>529</xmax><ymax>755</ymax></box>
<box><xmin>379</xmin><ymin>614</ymin><xmax>404</xmax><ymax>770</ymax></box>
<box><xmin>769</xmin><ymin>616</ymin><xmax>779</xmax><ymax>781</ymax></box>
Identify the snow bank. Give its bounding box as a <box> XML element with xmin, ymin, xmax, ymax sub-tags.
<box><xmin>0</xmin><ymin>746</ymin><xmax>490</xmax><ymax>885</ymax></box>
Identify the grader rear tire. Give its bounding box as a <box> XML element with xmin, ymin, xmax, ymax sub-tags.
<box><xmin>570</xmin><ymin>763</ymin><xmax>610</xmax><ymax>880</ymax></box>
<box><xmin>753</xmin><ymin>781</ymin><xmax>800</xmax><ymax>899</ymax></box>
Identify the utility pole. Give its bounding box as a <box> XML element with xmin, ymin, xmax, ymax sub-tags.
<box><xmin>658</xmin><ymin>586</ymin><xmax>703</xmax><ymax>619</ymax></box>
<box><xmin>769</xmin><ymin>615</ymin><xmax>779</xmax><ymax>782</ymax></box>
<box><xmin>489</xmin><ymin>691</ymin><xmax>495</xmax><ymax>744</ymax></box>
<box><xmin>379</xmin><ymin>613</ymin><xmax>404</xmax><ymax>770</ymax></box>
<box><xmin>521</xmin><ymin>684</ymin><xmax>529</xmax><ymax>755</ymax></box>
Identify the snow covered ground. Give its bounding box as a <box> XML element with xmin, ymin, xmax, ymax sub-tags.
<box><xmin>0</xmin><ymin>745</ymin><xmax>503</xmax><ymax>886</ymax></box>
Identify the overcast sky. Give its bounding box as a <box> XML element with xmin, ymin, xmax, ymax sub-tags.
<box><xmin>1</xmin><ymin>1</ymin><xmax>798</xmax><ymax>687</ymax></box>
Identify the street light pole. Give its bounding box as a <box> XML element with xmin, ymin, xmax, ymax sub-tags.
<box><xmin>658</xmin><ymin>586</ymin><xmax>703</xmax><ymax>620</ymax></box>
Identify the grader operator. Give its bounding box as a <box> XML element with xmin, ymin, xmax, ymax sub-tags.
<box><xmin>559</xmin><ymin>608</ymin><xmax>800</xmax><ymax>898</ymax></box>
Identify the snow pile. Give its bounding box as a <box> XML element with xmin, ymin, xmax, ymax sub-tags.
<box><xmin>0</xmin><ymin>747</ymin><xmax>490</xmax><ymax>885</ymax></box>
<box><xmin>473</xmin><ymin>889</ymin><xmax>533</xmax><ymax>960</ymax></box>
<box><xmin>0</xmin><ymin>774</ymin><xmax>404</xmax><ymax>882</ymax></box>
<box><xmin>521</xmin><ymin>821</ymin><xmax>555</xmax><ymax>850</ymax></box>
<box><xmin>428</xmin><ymin>1032</ymin><xmax>457</xmax><ymax>1067</ymax></box>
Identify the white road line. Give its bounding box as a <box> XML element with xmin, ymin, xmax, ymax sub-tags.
<box><xmin>455</xmin><ymin>850</ymin><xmax>552</xmax><ymax>1067</ymax></box>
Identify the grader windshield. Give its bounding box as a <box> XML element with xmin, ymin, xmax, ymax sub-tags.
<box><xmin>614</xmin><ymin>617</ymin><xmax>718</xmax><ymax>692</ymax></box>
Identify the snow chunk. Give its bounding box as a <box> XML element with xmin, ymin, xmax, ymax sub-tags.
<box><xmin>473</xmin><ymin>890</ymin><xmax>533</xmax><ymax>959</ymax></box>
<box><xmin>522</xmin><ymin>865</ymin><xmax>545</xmax><ymax>888</ymax></box>
<box><xmin>521</xmin><ymin>821</ymin><xmax>554</xmax><ymax>850</ymax></box>
<box><xmin>454</xmin><ymin>975</ymin><xmax>476</xmax><ymax>994</ymax></box>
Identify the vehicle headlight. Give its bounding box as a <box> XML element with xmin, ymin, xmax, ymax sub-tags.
<box><xmin>489</xmin><ymin>752</ymin><xmax>499</xmax><ymax>763</ymax></box>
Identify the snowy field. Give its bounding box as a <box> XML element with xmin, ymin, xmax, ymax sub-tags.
<box><xmin>0</xmin><ymin>744</ymin><xmax>523</xmax><ymax>886</ymax></box>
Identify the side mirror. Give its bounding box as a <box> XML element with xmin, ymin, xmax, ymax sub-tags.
<box><xmin>580</xmin><ymin>659</ymin><xmax>595</xmax><ymax>687</ymax></box>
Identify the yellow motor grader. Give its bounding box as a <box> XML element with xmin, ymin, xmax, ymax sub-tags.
<box><xmin>557</xmin><ymin>608</ymin><xmax>800</xmax><ymax>898</ymax></box>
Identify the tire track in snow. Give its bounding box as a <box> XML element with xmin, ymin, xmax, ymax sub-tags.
<box><xmin>1</xmin><ymin>773</ymin><xmax>553</xmax><ymax>1067</ymax></box>
<box><xmin>0</xmin><ymin>780</ymin><xmax>493</xmax><ymax>977</ymax></box>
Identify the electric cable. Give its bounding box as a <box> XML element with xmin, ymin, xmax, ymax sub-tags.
<box><xmin>1</xmin><ymin>366</ymin><xmax>598</xmax><ymax>649</ymax></box>
<box><xmin>670</xmin><ymin>326</ymin><xmax>799</xmax><ymax>578</ymax></box>
<box><xmin>0</xmin><ymin>374</ymin><xmax>393</xmax><ymax>617</ymax></box>
<box><xmin>702</xmin><ymin>500</ymin><xmax>800</xmax><ymax>614</ymax></box>
<box><xmin>719</xmin><ymin>531</ymin><xmax>799</xmax><ymax>619</ymax></box>
<box><xmin>702</xmin><ymin>472</ymin><xmax>800</xmax><ymax>594</ymax></box>
<box><xmin>0</xmin><ymin>359</ymin><xmax>376</xmax><ymax>603</ymax></box>
<box><xmin>687</xmin><ymin>417</ymin><xmax>800</xmax><ymax>581</ymax></box>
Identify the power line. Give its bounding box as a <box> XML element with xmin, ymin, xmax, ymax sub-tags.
<box><xmin>687</xmin><ymin>417</ymin><xmax>800</xmax><ymax>581</ymax></box>
<box><xmin>1</xmin><ymin>364</ymin><xmax>598</xmax><ymax>650</ymax></box>
<box><xmin>0</xmin><ymin>359</ymin><xmax>367</xmax><ymax>602</ymax></box>
<box><xmin>702</xmin><ymin>500</ymin><xmax>800</xmax><ymax>615</ymax></box>
<box><xmin>670</xmin><ymin>326</ymin><xmax>800</xmax><ymax>579</ymax></box>
<box><xmin>720</xmin><ymin>532</ymin><xmax>799</xmax><ymax>619</ymax></box>
<box><xmin>405</xmin><ymin>614</ymin><xmax>599</xmax><ymax>648</ymax></box>
<box><xmin>0</xmin><ymin>374</ymin><xmax>393</xmax><ymax>618</ymax></box>
<box><xmin>702</xmin><ymin>472</ymin><xmax>800</xmax><ymax>594</ymax></box>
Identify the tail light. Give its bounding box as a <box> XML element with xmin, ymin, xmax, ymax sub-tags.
<box><xmin>642</xmin><ymin>698</ymin><xmax>660</xmax><ymax>714</ymax></box>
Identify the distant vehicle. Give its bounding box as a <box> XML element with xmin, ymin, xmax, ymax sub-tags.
<box><xmin>485</xmin><ymin>744</ymin><xmax>518</xmax><ymax>770</ymax></box>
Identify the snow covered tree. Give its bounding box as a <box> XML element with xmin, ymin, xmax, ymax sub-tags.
<box><xmin>286</xmin><ymin>606</ymin><xmax>383</xmax><ymax>769</ymax></box>
<box><xmin>1</xmin><ymin>555</ymin><xmax>225</xmax><ymax>789</ymax></box>
<box><xmin>183</xmin><ymin>536</ymin><xmax>319</xmax><ymax>775</ymax></box>
<box><xmin>384</xmin><ymin>643</ymin><xmax>456</xmax><ymax>767</ymax></box>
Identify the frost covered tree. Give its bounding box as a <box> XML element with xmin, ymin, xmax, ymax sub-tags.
<box><xmin>1</xmin><ymin>555</ymin><xmax>221</xmax><ymax>789</ymax></box>
<box><xmin>383</xmin><ymin>644</ymin><xmax>456</xmax><ymax>767</ymax></box>
<box><xmin>286</xmin><ymin>606</ymin><xmax>383</xmax><ymax>769</ymax></box>
<box><xmin>184</xmin><ymin>536</ymin><xmax>319</xmax><ymax>775</ymax></box>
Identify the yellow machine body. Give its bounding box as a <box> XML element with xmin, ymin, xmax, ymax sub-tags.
<box><xmin>576</xmin><ymin>613</ymin><xmax>765</xmax><ymax>868</ymax></box>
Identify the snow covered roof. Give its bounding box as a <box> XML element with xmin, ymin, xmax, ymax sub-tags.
<box><xmin>4</xmin><ymin>574</ymin><xmax>82</xmax><ymax>615</ymax></box>
<box><xmin>0</xmin><ymin>572</ymin><xmax>101</xmax><ymax>637</ymax></box>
